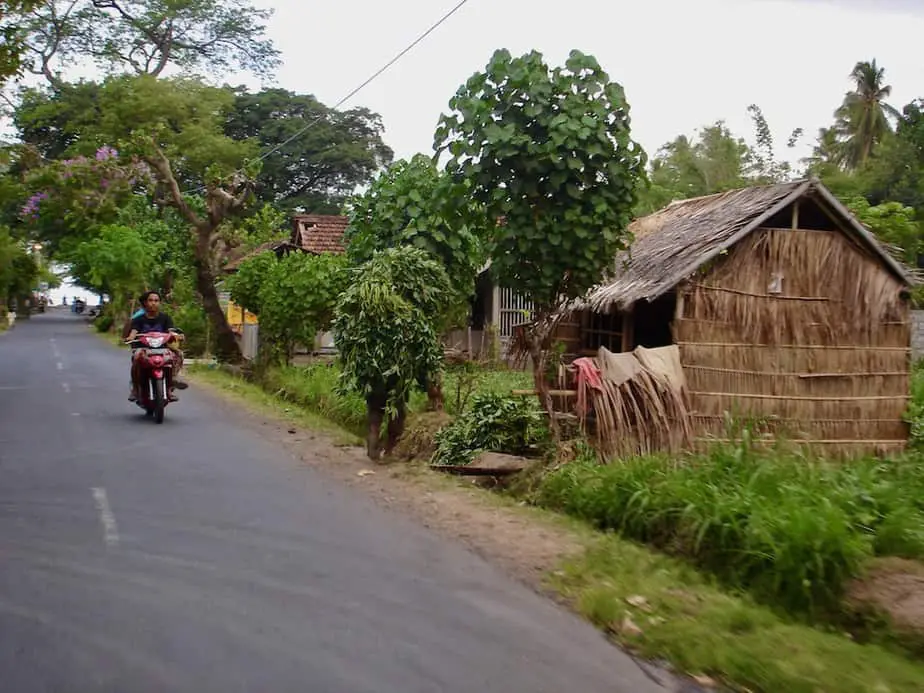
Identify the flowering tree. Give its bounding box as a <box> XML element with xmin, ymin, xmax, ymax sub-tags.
<box><xmin>20</xmin><ymin>145</ymin><xmax>153</xmax><ymax>256</ymax></box>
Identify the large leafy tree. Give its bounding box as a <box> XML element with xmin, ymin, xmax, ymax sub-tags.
<box><xmin>345</xmin><ymin>153</ymin><xmax>486</xmax><ymax>410</ymax></box>
<box><xmin>19</xmin><ymin>75</ymin><xmax>258</xmax><ymax>361</ymax></box>
<box><xmin>435</xmin><ymin>48</ymin><xmax>645</xmax><ymax>427</ymax></box>
<box><xmin>224</xmin><ymin>88</ymin><xmax>393</xmax><ymax>214</ymax></box>
<box><xmin>344</xmin><ymin>153</ymin><xmax>484</xmax><ymax>322</ymax></box>
<box><xmin>19</xmin><ymin>0</ymin><xmax>279</xmax><ymax>88</ymax></box>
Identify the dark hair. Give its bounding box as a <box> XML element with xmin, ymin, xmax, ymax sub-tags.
<box><xmin>140</xmin><ymin>290</ymin><xmax>161</xmax><ymax>305</ymax></box>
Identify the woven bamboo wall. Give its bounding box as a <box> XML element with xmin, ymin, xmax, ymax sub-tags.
<box><xmin>675</xmin><ymin>227</ymin><xmax>911</xmax><ymax>455</ymax></box>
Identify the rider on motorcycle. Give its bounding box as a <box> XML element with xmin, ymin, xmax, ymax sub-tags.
<box><xmin>125</xmin><ymin>290</ymin><xmax>188</xmax><ymax>401</ymax></box>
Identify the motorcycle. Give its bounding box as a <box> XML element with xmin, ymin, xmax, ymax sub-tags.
<box><xmin>126</xmin><ymin>329</ymin><xmax>184</xmax><ymax>423</ymax></box>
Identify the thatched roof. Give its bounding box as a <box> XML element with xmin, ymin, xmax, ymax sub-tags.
<box><xmin>580</xmin><ymin>178</ymin><xmax>913</xmax><ymax>312</ymax></box>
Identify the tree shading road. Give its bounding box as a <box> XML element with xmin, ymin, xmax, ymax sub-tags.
<box><xmin>0</xmin><ymin>314</ymin><xmax>680</xmax><ymax>693</ymax></box>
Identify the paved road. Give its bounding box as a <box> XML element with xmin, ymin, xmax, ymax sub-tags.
<box><xmin>0</xmin><ymin>313</ymin><xmax>679</xmax><ymax>693</ymax></box>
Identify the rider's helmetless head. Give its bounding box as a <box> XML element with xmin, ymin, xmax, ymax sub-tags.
<box><xmin>141</xmin><ymin>291</ymin><xmax>161</xmax><ymax>315</ymax></box>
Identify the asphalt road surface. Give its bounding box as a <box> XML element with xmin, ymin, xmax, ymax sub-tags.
<box><xmin>0</xmin><ymin>312</ymin><xmax>683</xmax><ymax>693</ymax></box>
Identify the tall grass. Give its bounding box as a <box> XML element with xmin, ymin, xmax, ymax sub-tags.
<box><xmin>535</xmin><ymin>436</ymin><xmax>924</xmax><ymax>615</ymax></box>
<box><xmin>260</xmin><ymin>362</ymin><xmax>534</xmax><ymax>436</ymax></box>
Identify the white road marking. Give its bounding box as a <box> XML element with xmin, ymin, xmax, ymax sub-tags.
<box><xmin>62</xmin><ymin>383</ymin><xmax>70</xmax><ymax>393</ymax></box>
<box><xmin>56</xmin><ymin>362</ymin><xmax>63</xmax><ymax>371</ymax></box>
<box><xmin>91</xmin><ymin>488</ymin><xmax>119</xmax><ymax>547</ymax></box>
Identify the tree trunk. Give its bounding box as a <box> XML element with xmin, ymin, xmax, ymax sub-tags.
<box><xmin>426</xmin><ymin>374</ymin><xmax>445</xmax><ymax>412</ymax></box>
<box><xmin>194</xmin><ymin>231</ymin><xmax>241</xmax><ymax>364</ymax></box>
<box><xmin>526</xmin><ymin>320</ymin><xmax>559</xmax><ymax>440</ymax></box>
<box><xmin>366</xmin><ymin>393</ymin><xmax>386</xmax><ymax>461</ymax></box>
<box><xmin>385</xmin><ymin>401</ymin><xmax>408</xmax><ymax>456</ymax></box>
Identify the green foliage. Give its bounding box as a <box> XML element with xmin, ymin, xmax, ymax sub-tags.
<box><xmin>0</xmin><ymin>226</ymin><xmax>38</xmax><ymax>303</ymax></box>
<box><xmin>20</xmin><ymin>147</ymin><xmax>153</xmax><ymax>252</ymax></box>
<box><xmin>224</xmin><ymin>251</ymin><xmax>277</xmax><ymax>316</ymax></box>
<box><xmin>69</xmin><ymin>224</ymin><xmax>151</xmax><ymax>310</ymax></box>
<box><xmin>225</xmin><ymin>88</ymin><xmax>393</xmax><ymax>213</ymax></box>
<box><xmin>19</xmin><ymin>0</ymin><xmax>279</xmax><ymax>83</ymax></box>
<box><xmin>345</xmin><ymin>153</ymin><xmax>485</xmax><ymax>326</ymax></box>
<box><xmin>263</xmin><ymin>364</ymin><xmax>367</xmax><ymax>437</ymax></box>
<box><xmin>256</xmin><ymin>252</ymin><xmax>349</xmax><ymax>363</ymax></box>
<box><xmin>435</xmin><ymin>49</ymin><xmax>645</xmax><ymax>312</ymax></box>
<box><xmin>431</xmin><ymin>392</ymin><xmax>546</xmax><ymax>466</ymax></box>
<box><xmin>906</xmin><ymin>362</ymin><xmax>924</xmax><ymax>449</ymax></box>
<box><xmin>0</xmin><ymin>0</ymin><xmax>41</xmax><ymax>84</ymax></box>
<box><xmin>845</xmin><ymin>197</ymin><xmax>923</xmax><ymax>265</ymax></box>
<box><xmin>333</xmin><ymin>246</ymin><xmax>451</xmax><ymax>412</ymax></box>
<box><xmin>535</xmin><ymin>440</ymin><xmax>924</xmax><ymax>615</ymax></box>
<box><xmin>830</xmin><ymin>60</ymin><xmax>899</xmax><ymax>171</ymax></box>
<box><xmin>646</xmin><ymin>123</ymin><xmax>753</xmax><ymax>202</ymax></box>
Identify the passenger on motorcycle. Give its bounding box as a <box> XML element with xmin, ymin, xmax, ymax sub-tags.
<box><xmin>125</xmin><ymin>291</ymin><xmax>188</xmax><ymax>401</ymax></box>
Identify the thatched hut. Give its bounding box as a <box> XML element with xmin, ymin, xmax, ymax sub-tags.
<box><xmin>556</xmin><ymin>178</ymin><xmax>915</xmax><ymax>456</ymax></box>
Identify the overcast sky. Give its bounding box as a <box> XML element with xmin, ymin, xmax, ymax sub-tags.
<box><xmin>236</xmin><ymin>0</ymin><xmax>924</xmax><ymax>169</ymax></box>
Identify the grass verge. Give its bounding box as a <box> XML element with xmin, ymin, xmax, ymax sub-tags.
<box><xmin>554</xmin><ymin>535</ymin><xmax>924</xmax><ymax>693</ymax></box>
<box><xmin>187</xmin><ymin>364</ymin><xmax>361</xmax><ymax>447</ymax></box>
<box><xmin>186</xmin><ymin>365</ymin><xmax>924</xmax><ymax>692</ymax></box>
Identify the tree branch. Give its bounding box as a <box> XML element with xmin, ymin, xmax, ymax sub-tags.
<box><xmin>145</xmin><ymin>139</ymin><xmax>205</xmax><ymax>230</ymax></box>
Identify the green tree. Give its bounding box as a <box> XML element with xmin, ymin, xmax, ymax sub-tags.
<box><xmin>845</xmin><ymin>196</ymin><xmax>923</xmax><ymax>267</ymax></box>
<box><xmin>435</xmin><ymin>48</ymin><xmax>644</xmax><ymax>427</ymax></box>
<box><xmin>746</xmin><ymin>104</ymin><xmax>802</xmax><ymax>183</ymax></box>
<box><xmin>69</xmin><ymin>223</ymin><xmax>151</xmax><ymax>319</ymax></box>
<box><xmin>20</xmin><ymin>0</ymin><xmax>279</xmax><ymax>88</ymax></box>
<box><xmin>832</xmin><ymin>59</ymin><xmax>899</xmax><ymax>170</ymax></box>
<box><xmin>345</xmin><ymin>153</ymin><xmax>484</xmax><ymax>323</ymax></box>
<box><xmin>224</xmin><ymin>250</ymin><xmax>275</xmax><ymax>315</ymax></box>
<box><xmin>224</xmin><ymin>88</ymin><xmax>393</xmax><ymax>214</ymax></box>
<box><xmin>0</xmin><ymin>0</ymin><xmax>41</xmax><ymax>84</ymax></box>
<box><xmin>253</xmin><ymin>252</ymin><xmax>348</xmax><ymax>365</ymax></box>
<box><xmin>345</xmin><ymin>153</ymin><xmax>486</xmax><ymax>410</ymax></box>
<box><xmin>647</xmin><ymin>123</ymin><xmax>751</xmax><ymax>201</ymax></box>
<box><xmin>333</xmin><ymin>246</ymin><xmax>451</xmax><ymax>460</ymax></box>
<box><xmin>17</xmin><ymin>75</ymin><xmax>259</xmax><ymax>361</ymax></box>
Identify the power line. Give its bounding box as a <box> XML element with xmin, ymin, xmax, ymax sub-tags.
<box><xmin>187</xmin><ymin>0</ymin><xmax>472</xmax><ymax>194</ymax></box>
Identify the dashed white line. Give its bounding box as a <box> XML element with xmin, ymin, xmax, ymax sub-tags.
<box><xmin>56</xmin><ymin>362</ymin><xmax>63</xmax><ymax>371</ymax></box>
<box><xmin>91</xmin><ymin>488</ymin><xmax>119</xmax><ymax>548</ymax></box>
<box><xmin>62</xmin><ymin>383</ymin><xmax>70</xmax><ymax>393</ymax></box>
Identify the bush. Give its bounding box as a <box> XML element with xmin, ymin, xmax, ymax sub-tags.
<box><xmin>171</xmin><ymin>301</ymin><xmax>210</xmax><ymax>358</ymax></box>
<box><xmin>431</xmin><ymin>392</ymin><xmax>547</xmax><ymax>466</ymax></box>
<box><xmin>534</xmin><ymin>440</ymin><xmax>924</xmax><ymax>615</ymax></box>
<box><xmin>94</xmin><ymin>314</ymin><xmax>114</xmax><ymax>333</ymax></box>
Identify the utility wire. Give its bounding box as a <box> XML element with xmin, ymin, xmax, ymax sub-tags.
<box><xmin>187</xmin><ymin>0</ymin><xmax>472</xmax><ymax>194</ymax></box>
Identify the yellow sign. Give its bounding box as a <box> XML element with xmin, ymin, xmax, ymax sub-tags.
<box><xmin>226</xmin><ymin>299</ymin><xmax>258</xmax><ymax>330</ymax></box>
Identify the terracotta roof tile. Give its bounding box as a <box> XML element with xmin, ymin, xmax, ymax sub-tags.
<box><xmin>292</xmin><ymin>215</ymin><xmax>348</xmax><ymax>255</ymax></box>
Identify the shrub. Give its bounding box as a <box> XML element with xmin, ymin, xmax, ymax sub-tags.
<box><xmin>431</xmin><ymin>392</ymin><xmax>547</xmax><ymax>466</ymax></box>
<box><xmin>534</xmin><ymin>440</ymin><xmax>924</xmax><ymax>615</ymax></box>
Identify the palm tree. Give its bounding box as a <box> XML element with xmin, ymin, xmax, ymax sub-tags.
<box><xmin>833</xmin><ymin>60</ymin><xmax>900</xmax><ymax>170</ymax></box>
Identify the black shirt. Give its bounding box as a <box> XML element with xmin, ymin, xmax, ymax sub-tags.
<box><xmin>130</xmin><ymin>312</ymin><xmax>174</xmax><ymax>334</ymax></box>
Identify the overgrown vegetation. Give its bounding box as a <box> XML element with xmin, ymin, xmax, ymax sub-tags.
<box><xmin>534</xmin><ymin>434</ymin><xmax>924</xmax><ymax>616</ymax></box>
<box><xmin>431</xmin><ymin>393</ymin><xmax>546</xmax><ymax>466</ymax></box>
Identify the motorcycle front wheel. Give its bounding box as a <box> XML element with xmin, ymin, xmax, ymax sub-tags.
<box><xmin>152</xmin><ymin>376</ymin><xmax>166</xmax><ymax>424</ymax></box>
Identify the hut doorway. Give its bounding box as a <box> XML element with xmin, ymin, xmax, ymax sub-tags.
<box><xmin>631</xmin><ymin>292</ymin><xmax>677</xmax><ymax>349</ymax></box>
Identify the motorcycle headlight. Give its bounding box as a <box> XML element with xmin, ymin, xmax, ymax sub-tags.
<box><xmin>147</xmin><ymin>337</ymin><xmax>165</xmax><ymax>348</ymax></box>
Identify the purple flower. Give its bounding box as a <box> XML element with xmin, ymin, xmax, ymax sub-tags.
<box><xmin>95</xmin><ymin>146</ymin><xmax>118</xmax><ymax>161</ymax></box>
<box><xmin>21</xmin><ymin>191</ymin><xmax>49</xmax><ymax>219</ymax></box>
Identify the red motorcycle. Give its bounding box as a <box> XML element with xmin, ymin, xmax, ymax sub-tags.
<box><xmin>126</xmin><ymin>329</ymin><xmax>184</xmax><ymax>423</ymax></box>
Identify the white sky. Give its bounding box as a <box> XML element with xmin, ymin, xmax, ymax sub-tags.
<box><xmin>236</xmin><ymin>0</ymin><xmax>924</xmax><ymax>169</ymax></box>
